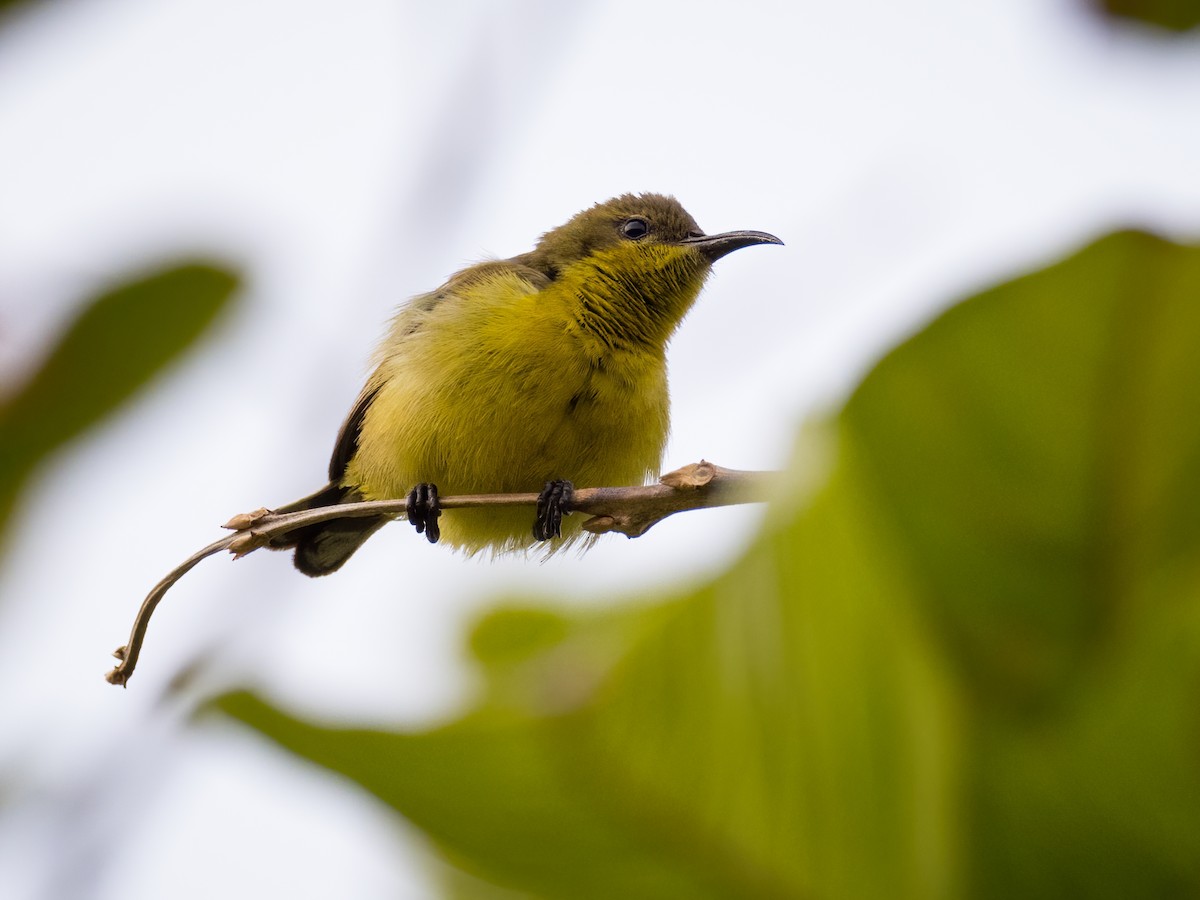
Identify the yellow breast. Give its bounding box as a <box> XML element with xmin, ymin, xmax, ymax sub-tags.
<box><xmin>343</xmin><ymin>267</ymin><xmax>682</xmax><ymax>554</ymax></box>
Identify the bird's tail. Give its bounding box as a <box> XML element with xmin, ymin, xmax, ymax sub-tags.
<box><xmin>269</xmin><ymin>483</ymin><xmax>386</xmax><ymax>577</ymax></box>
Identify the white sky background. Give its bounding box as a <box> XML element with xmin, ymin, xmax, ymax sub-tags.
<box><xmin>1</xmin><ymin>0</ymin><xmax>1199</xmax><ymax>897</ymax></box>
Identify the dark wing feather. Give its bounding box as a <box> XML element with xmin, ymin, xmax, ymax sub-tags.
<box><xmin>328</xmin><ymin>383</ymin><xmax>380</xmax><ymax>482</ymax></box>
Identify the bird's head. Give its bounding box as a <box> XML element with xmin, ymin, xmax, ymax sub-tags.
<box><xmin>523</xmin><ymin>193</ymin><xmax>781</xmax><ymax>350</ymax></box>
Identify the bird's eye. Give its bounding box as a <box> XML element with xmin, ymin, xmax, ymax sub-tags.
<box><xmin>621</xmin><ymin>218</ymin><xmax>649</xmax><ymax>240</ymax></box>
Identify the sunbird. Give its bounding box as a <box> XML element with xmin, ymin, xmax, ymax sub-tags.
<box><xmin>273</xmin><ymin>194</ymin><xmax>781</xmax><ymax>575</ymax></box>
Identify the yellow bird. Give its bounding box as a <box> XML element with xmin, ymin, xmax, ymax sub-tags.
<box><xmin>274</xmin><ymin>194</ymin><xmax>781</xmax><ymax>575</ymax></box>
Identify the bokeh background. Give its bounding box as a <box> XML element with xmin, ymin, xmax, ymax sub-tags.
<box><xmin>2</xmin><ymin>1</ymin><xmax>1200</xmax><ymax>897</ymax></box>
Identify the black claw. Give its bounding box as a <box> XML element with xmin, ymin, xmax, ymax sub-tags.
<box><xmin>534</xmin><ymin>479</ymin><xmax>574</xmax><ymax>541</ymax></box>
<box><xmin>406</xmin><ymin>483</ymin><xmax>441</xmax><ymax>544</ymax></box>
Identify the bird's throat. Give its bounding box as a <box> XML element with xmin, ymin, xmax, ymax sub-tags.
<box><xmin>561</xmin><ymin>243</ymin><xmax>709</xmax><ymax>353</ymax></box>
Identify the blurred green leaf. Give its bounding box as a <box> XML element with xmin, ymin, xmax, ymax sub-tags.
<box><xmin>1092</xmin><ymin>0</ymin><xmax>1200</xmax><ymax>31</ymax></box>
<box><xmin>0</xmin><ymin>0</ymin><xmax>40</xmax><ymax>23</ymax></box>
<box><xmin>0</xmin><ymin>262</ymin><xmax>239</xmax><ymax>531</ymax></box>
<box><xmin>843</xmin><ymin>230</ymin><xmax>1200</xmax><ymax>897</ymax></box>
<box><xmin>845</xmin><ymin>231</ymin><xmax>1200</xmax><ymax>709</ymax></box>
<box><xmin>218</xmin><ymin>694</ymin><xmax>752</xmax><ymax>899</ymax></box>
<box><xmin>218</xmin><ymin>230</ymin><xmax>1200</xmax><ymax>899</ymax></box>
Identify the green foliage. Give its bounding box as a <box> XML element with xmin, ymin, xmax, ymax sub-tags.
<box><xmin>217</xmin><ymin>230</ymin><xmax>1200</xmax><ymax>899</ymax></box>
<box><xmin>1094</xmin><ymin>0</ymin><xmax>1200</xmax><ymax>31</ymax></box>
<box><xmin>0</xmin><ymin>262</ymin><xmax>240</xmax><ymax>533</ymax></box>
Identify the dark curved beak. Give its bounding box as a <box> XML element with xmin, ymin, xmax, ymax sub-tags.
<box><xmin>679</xmin><ymin>229</ymin><xmax>783</xmax><ymax>263</ymax></box>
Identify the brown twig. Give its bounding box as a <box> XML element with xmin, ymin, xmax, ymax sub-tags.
<box><xmin>106</xmin><ymin>461</ymin><xmax>777</xmax><ymax>687</ymax></box>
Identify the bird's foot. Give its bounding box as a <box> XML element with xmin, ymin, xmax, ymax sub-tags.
<box><xmin>534</xmin><ymin>480</ymin><xmax>574</xmax><ymax>541</ymax></box>
<box><xmin>406</xmin><ymin>482</ymin><xmax>441</xmax><ymax>544</ymax></box>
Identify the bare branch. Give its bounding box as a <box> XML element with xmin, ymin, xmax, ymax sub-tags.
<box><xmin>106</xmin><ymin>461</ymin><xmax>777</xmax><ymax>687</ymax></box>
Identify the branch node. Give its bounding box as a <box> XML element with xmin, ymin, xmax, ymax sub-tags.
<box><xmin>228</xmin><ymin>531</ymin><xmax>267</xmax><ymax>559</ymax></box>
<box><xmin>659</xmin><ymin>459</ymin><xmax>717</xmax><ymax>489</ymax></box>
<box><xmin>223</xmin><ymin>507</ymin><xmax>270</xmax><ymax>530</ymax></box>
<box><xmin>581</xmin><ymin>515</ymin><xmax>616</xmax><ymax>534</ymax></box>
